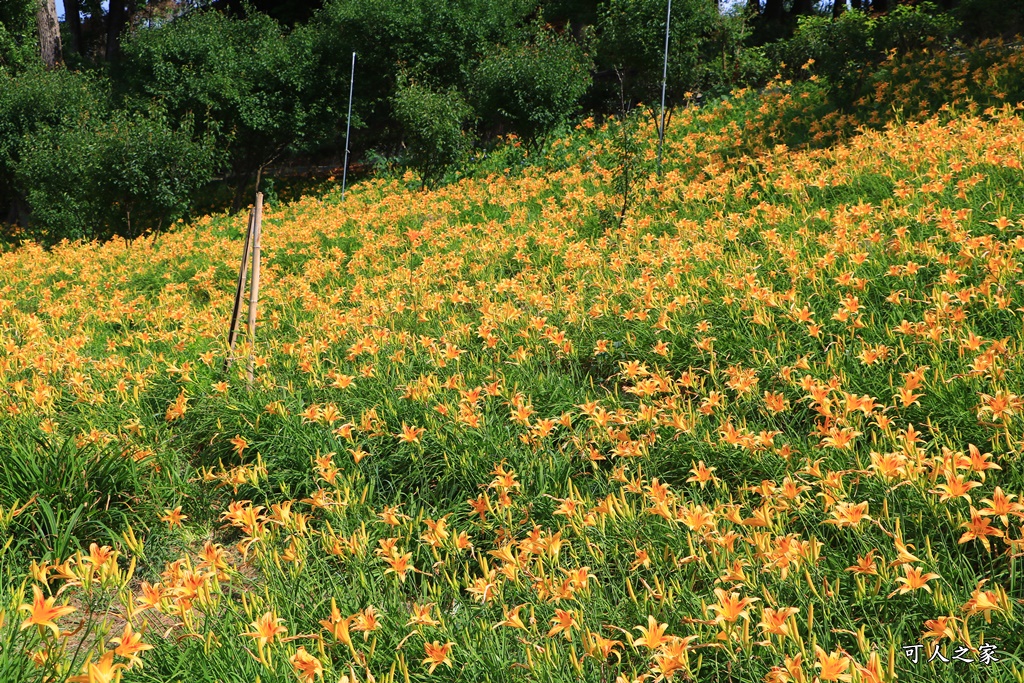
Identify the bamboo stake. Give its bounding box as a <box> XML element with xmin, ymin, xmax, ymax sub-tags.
<box><xmin>225</xmin><ymin>208</ymin><xmax>254</xmax><ymax>372</ymax></box>
<box><xmin>246</xmin><ymin>192</ymin><xmax>263</xmax><ymax>388</ymax></box>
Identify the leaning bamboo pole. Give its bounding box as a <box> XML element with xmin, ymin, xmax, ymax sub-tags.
<box><xmin>246</xmin><ymin>192</ymin><xmax>264</xmax><ymax>388</ymax></box>
<box><xmin>224</xmin><ymin>208</ymin><xmax>254</xmax><ymax>372</ymax></box>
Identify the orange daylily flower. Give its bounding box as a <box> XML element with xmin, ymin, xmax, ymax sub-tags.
<box><xmin>853</xmin><ymin>652</ymin><xmax>885</xmax><ymax>683</ymax></box>
<box><xmin>814</xmin><ymin>646</ymin><xmax>852</xmax><ymax>682</ymax></box>
<box><xmin>397</xmin><ymin>422</ymin><xmax>425</xmax><ymax>443</ymax></box>
<box><xmin>290</xmin><ymin>646</ymin><xmax>323</xmax><ymax>683</ymax></box>
<box><xmin>352</xmin><ymin>606</ymin><xmax>382</xmax><ymax>639</ymax></box>
<box><xmin>824</xmin><ymin>501</ymin><xmax>870</xmax><ymax>528</ymax></box>
<box><xmin>229</xmin><ymin>434</ymin><xmax>248</xmax><ymax>456</ymax></box>
<box><xmin>978</xmin><ymin>487</ymin><xmax>1023</xmax><ymax>525</ymax></box>
<box><xmin>160</xmin><ymin>506</ymin><xmax>188</xmax><ymax>528</ymax></box>
<box><xmin>547</xmin><ymin>609</ymin><xmax>577</xmax><ymax>640</ymax></box>
<box><xmin>686</xmin><ymin>461</ymin><xmax>718</xmax><ymax>488</ymax></box>
<box><xmin>959</xmin><ymin>506</ymin><xmax>1004</xmax><ymax>551</ymax></box>
<box><xmin>932</xmin><ymin>474</ymin><xmax>982</xmax><ymax>503</ymax></box>
<box><xmin>109</xmin><ymin>622</ymin><xmax>153</xmax><ymax>665</ymax></box>
<box><xmin>890</xmin><ymin>565</ymin><xmax>940</xmax><ymax>596</ymax></box>
<box><xmin>845</xmin><ymin>550</ymin><xmax>879</xmax><ymax>575</ymax></box>
<box><xmin>765</xmin><ymin>652</ymin><xmax>807</xmax><ymax>683</ymax></box>
<box><xmin>319</xmin><ymin>598</ymin><xmax>354</xmax><ymax>647</ymax></box>
<box><xmin>759</xmin><ymin>606</ymin><xmax>799</xmax><ymax>637</ymax></box>
<box><xmin>241</xmin><ymin>611</ymin><xmax>288</xmax><ymax>648</ymax></box>
<box><xmin>961</xmin><ymin>580</ymin><xmax>1007</xmax><ymax>623</ymax></box>
<box><xmin>922</xmin><ymin>615</ymin><xmax>959</xmax><ymax>642</ymax></box>
<box><xmin>632</xmin><ymin>615</ymin><xmax>670</xmax><ymax>650</ymax></box>
<box><xmin>68</xmin><ymin>650</ymin><xmax>126</xmax><ymax>683</ymax></box>
<box><xmin>19</xmin><ymin>585</ymin><xmax>76</xmax><ymax>636</ymax></box>
<box><xmin>422</xmin><ymin>640</ymin><xmax>454</xmax><ymax>673</ymax></box>
<box><xmin>582</xmin><ymin>629</ymin><xmax>624</xmax><ymax>662</ymax></box>
<box><xmin>384</xmin><ymin>551</ymin><xmax>414</xmax><ymax>582</ymax></box>
<box><xmin>495</xmin><ymin>604</ymin><xmax>527</xmax><ymax>630</ymax></box>
<box><xmin>407</xmin><ymin>602</ymin><xmax>441</xmax><ymax>627</ymax></box>
<box><xmin>708</xmin><ymin>588</ymin><xmax>759</xmax><ymax>626</ymax></box>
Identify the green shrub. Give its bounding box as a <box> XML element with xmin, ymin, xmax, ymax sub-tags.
<box><xmin>117</xmin><ymin>10</ymin><xmax>324</xmax><ymax>184</ymax></box>
<box><xmin>874</xmin><ymin>3</ymin><xmax>959</xmax><ymax>53</ymax></box>
<box><xmin>12</xmin><ymin>107</ymin><xmax>219</xmax><ymax>243</ymax></box>
<box><xmin>596</xmin><ymin>0</ymin><xmax>729</xmax><ymax>109</ymax></box>
<box><xmin>392</xmin><ymin>79</ymin><xmax>475</xmax><ymax>188</ymax></box>
<box><xmin>767</xmin><ymin>11</ymin><xmax>876</xmax><ymax>91</ymax></box>
<box><xmin>306</xmin><ymin>0</ymin><xmax>536</xmax><ymax>159</ymax></box>
<box><xmin>0</xmin><ymin>68</ymin><xmax>107</xmax><ymax>226</ymax></box>
<box><xmin>469</xmin><ymin>21</ymin><xmax>593</xmax><ymax>143</ymax></box>
<box><xmin>694</xmin><ymin>10</ymin><xmax>771</xmax><ymax>99</ymax></box>
<box><xmin>769</xmin><ymin>4</ymin><xmax>959</xmax><ymax>107</ymax></box>
<box><xmin>0</xmin><ymin>0</ymin><xmax>35</xmax><ymax>74</ymax></box>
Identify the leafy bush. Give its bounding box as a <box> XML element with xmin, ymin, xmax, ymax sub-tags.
<box><xmin>717</xmin><ymin>32</ymin><xmax>775</xmax><ymax>97</ymax></box>
<box><xmin>769</xmin><ymin>4</ymin><xmax>959</xmax><ymax>107</ymax></box>
<box><xmin>0</xmin><ymin>63</ymin><xmax>218</xmax><ymax>244</ymax></box>
<box><xmin>14</xmin><ymin>108</ymin><xmax>219</xmax><ymax>243</ymax></box>
<box><xmin>596</xmin><ymin>0</ymin><xmax>734</xmax><ymax>109</ymax></box>
<box><xmin>874</xmin><ymin>3</ymin><xmax>959</xmax><ymax>53</ymax></box>
<box><xmin>767</xmin><ymin>11</ymin><xmax>875</xmax><ymax>90</ymax></box>
<box><xmin>0</xmin><ymin>0</ymin><xmax>35</xmax><ymax>74</ymax></box>
<box><xmin>694</xmin><ymin>10</ymin><xmax>772</xmax><ymax>99</ymax></box>
<box><xmin>306</xmin><ymin>0</ymin><xmax>536</xmax><ymax>158</ymax></box>
<box><xmin>0</xmin><ymin>68</ymin><xmax>107</xmax><ymax>226</ymax></box>
<box><xmin>117</xmin><ymin>9</ymin><xmax>324</xmax><ymax>185</ymax></box>
<box><xmin>392</xmin><ymin>79</ymin><xmax>475</xmax><ymax>188</ymax></box>
<box><xmin>469</xmin><ymin>21</ymin><xmax>593</xmax><ymax>143</ymax></box>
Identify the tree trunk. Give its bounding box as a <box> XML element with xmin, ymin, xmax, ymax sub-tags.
<box><xmin>231</xmin><ymin>173</ymin><xmax>251</xmax><ymax>214</ymax></box>
<box><xmin>36</xmin><ymin>0</ymin><xmax>62</xmax><ymax>68</ymax></box>
<box><xmin>106</xmin><ymin>1</ymin><xmax>126</xmax><ymax>59</ymax></box>
<box><xmin>851</xmin><ymin>0</ymin><xmax>861</xmax><ymax>10</ymax></box>
<box><xmin>832</xmin><ymin>0</ymin><xmax>845</xmax><ymax>18</ymax></box>
<box><xmin>65</xmin><ymin>0</ymin><xmax>84</xmax><ymax>56</ymax></box>
<box><xmin>792</xmin><ymin>0</ymin><xmax>814</xmax><ymax>15</ymax></box>
<box><xmin>763</xmin><ymin>0</ymin><xmax>784</xmax><ymax>22</ymax></box>
<box><xmin>871</xmin><ymin>0</ymin><xmax>888</xmax><ymax>12</ymax></box>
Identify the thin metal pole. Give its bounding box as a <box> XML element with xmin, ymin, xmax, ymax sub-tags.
<box><xmin>657</xmin><ymin>0</ymin><xmax>672</xmax><ymax>178</ymax></box>
<box><xmin>341</xmin><ymin>51</ymin><xmax>356</xmax><ymax>201</ymax></box>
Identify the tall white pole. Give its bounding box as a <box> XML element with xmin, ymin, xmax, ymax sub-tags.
<box><xmin>657</xmin><ymin>0</ymin><xmax>672</xmax><ymax>177</ymax></box>
<box><xmin>342</xmin><ymin>51</ymin><xmax>356</xmax><ymax>201</ymax></box>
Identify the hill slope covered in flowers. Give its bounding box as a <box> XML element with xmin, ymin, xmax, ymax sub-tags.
<box><xmin>2</xmin><ymin>82</ymin><xmax>1024</xmax><ymax>683</ymax></box>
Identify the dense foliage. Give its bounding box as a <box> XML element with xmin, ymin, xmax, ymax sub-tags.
<box><xmin>468</xmin><ymin>22</ymin><xmax>594</xmax><ymax>142</ymax></box>
<box><xmin>15</xmin><ymin>108</ymin><xmax>218</xmax><ymax>242</ymax></box>
<box><xmin>0</xmin><ymin>0</ymin><xmax>1018</xmax><ymax>243</ymax></box>
<box><xmin>391</xmin><ymin>80</ymin><xmax>476</xmax><ymax>189</ymax></box>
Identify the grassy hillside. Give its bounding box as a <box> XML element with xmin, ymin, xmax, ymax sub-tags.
<box><xmin>2</xmin><ymin>83</ymin><xmax>1024</xmax><ymax>683</ymax></box>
